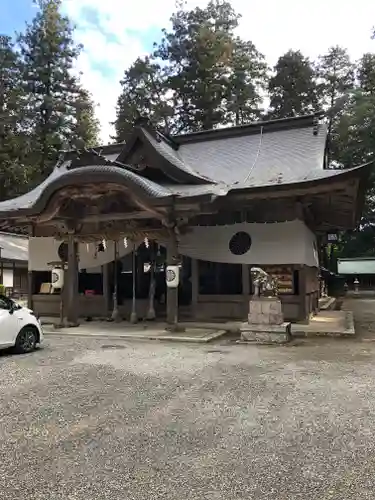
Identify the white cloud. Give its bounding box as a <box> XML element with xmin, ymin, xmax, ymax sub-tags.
<box><xmin>62</xmin><ymin>0</ymin><xmax>375</xmax><ymax>144</ymax></box>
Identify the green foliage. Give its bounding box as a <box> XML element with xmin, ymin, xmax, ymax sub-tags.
<box><xmin>70</xmin><ymin>89</ymin><xmax>100</xmax><ymax>149</ymax></box>
<box><xmin>115</xmin><ymin>0</ymin><xmax>267</xmax><ymax>140</ymax></box>
<box><xmin>0</xmin><ymin>35</ymin><xmax>33</xmax><ymax>201</ymax></box>
<box><xmin>357</xmin><ymin>53</ymin><xmax>375</xmax><ymax>94</ymax></box>
<box><xmin>267</xmin><ymin>50</ymin><xmax>317</xmax><ymax>118</ymax></box>
<box><xmin>337</xmin><ymin>227</ymin><xmax>375</xmax><ymax>258</ymax></box>
<box><xmin>330</xmin><ymin>87</ymin><xmax>375</xmax><ymax>257</ymax></box>
<box><xmin>315</xmin><ymin>46</ymin><xmax>355</xmax><ymax>165</ymax></box>
<box><xmin>0</xmin><ymin>0</ymin><xmax>100</xmax><ymax>200</ymax></box>
<box><xmin>115</xmin><ymin>56</ymin><xmax>173</xmax><ymax>141</ymax></box>
<box><xmin>17</xmin><ymin>0</ymin><xmax>100</xmax><ymax>181</ymax></box>
<box><xmin>318</xmin><ymin>45</ymin><xmax>375</xmax><ymax>257</ymax></box>
<box><xmin>316</xmin><ymin>46</ymin><xmax>354</xmax><ymax>109</ymax></box>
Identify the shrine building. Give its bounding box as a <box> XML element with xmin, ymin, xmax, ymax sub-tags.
<box><xmin>0</xmin><ymin>113</ymin><xmax>370</xmax><ymax>325</ymax></box>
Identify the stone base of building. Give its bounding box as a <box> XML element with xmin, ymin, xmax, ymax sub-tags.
<box><xmin>240</xmin><ymin>322</ymin><xmax>292</xmax><ymax>344</ymax></box>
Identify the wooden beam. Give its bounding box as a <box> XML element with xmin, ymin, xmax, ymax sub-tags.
<box><xmin>225</xmin><ymin>179</ymin><xmax>357</xmax><ymax>202</ymax></box>
<box><xmin>57</xmin><ymin>211</ymin><xmax>152</xmax><ymax>223</ymax></box>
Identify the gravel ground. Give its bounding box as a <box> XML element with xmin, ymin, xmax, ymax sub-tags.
<box><xmin>2</xmin><ymin>300</ymin><xmax>375</xmax><ymax>499</ymax></box>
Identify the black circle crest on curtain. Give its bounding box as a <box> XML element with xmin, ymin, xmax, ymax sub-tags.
<box><xmin>229</xmin><ymin>232</ymin><xmax>252</xmax><ymax>256</ymax></box>
<box><xmin>58</xmin><ymin>242</ymin><xmax>69</xmax><ymax>262</ymax></box>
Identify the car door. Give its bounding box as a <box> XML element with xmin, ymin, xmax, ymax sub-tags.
<box><xmin>0</xmin><ymin>296</ymin><xmax>20</xmax><ymax>347</ymax></box>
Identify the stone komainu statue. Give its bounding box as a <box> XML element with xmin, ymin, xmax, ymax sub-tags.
<box><xmin>250</xmin><ymin>267</ymin><xmax>278</xmax><ymax>297</ymax></box>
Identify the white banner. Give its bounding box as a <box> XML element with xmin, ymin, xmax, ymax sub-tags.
<box><xmin>29</xmin><ymin>220</ymin><xmax>319</xmax><ymax>270</ymax></box>
<box><xmin>177</xmin><ymin>220</ymin><xmax>319</xmax><ymax>267</ymax></box>
<box><xmin>28</xmin><ymin>237</ymin><xmax>139</xmax><ymax>271</ymax></box>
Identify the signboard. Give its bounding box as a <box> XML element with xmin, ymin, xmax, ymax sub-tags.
<box><xmin>327</xmin><ymin>233</ymin><xmax>338</xmax><ymax>242</ymax></box>
<box><xmin>263</xmin><ymin>265</ymin><xmax>294</xmax><ymax>294</ymax></box>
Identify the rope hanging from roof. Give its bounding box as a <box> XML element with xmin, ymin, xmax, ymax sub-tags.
<box><xmin>243</xmin><ymin>125</ymin><xmax>264</xmax><ymax>183</ymax></box>
<box><xmin>70</xmin><ymin>228</ymin><xmax>170</xmax><ymax>243</ymax></box>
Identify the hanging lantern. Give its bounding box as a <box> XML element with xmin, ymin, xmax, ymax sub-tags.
<box><xmin>166</xmin><ymin>265</ymin><xmax>179</xmax><ymax>288</ymax></box>
<box><xmin>51</xmin><ymin>268</ymin><xmax>64</xmax><ymax>289</ymax></box>
<box><xmin>144</xmin><ymin>237</ymin><xmax>149</xmax><ymax>249</ymax></box>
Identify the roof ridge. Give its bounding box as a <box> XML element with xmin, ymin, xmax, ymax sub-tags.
<box><xmin>174</xmin><ymin>112</ymin><xmax>325</xmax><ymax>144</ymax></box>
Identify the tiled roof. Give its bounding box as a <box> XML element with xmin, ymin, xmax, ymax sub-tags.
<box><xmin>106</xmin><ymin>114</ymin><xmax>364</xmax><ymax>192</ymax></box>
<box><xmin>0</xmin><ymin>164</ymin><xmax>66</xmax><ymax>213</ymax></box>
<box><xmin>0</xmin><ymin>113</ymin><xmax>371</xmax><ymax>220</ymax></box>
<box><xmin>0</xmin><ymin>158</ymin><xmax>173</xmax><ymax>216</ymax></box>
<box><xmin>178</xmin><ymin>123</ymin><xmax>328</xmax><ymax>187</ymax></box>
<box><xmin>142</xmin><ymin>128</ymin><xmax>212</xmax><ymax>182</ymax></box>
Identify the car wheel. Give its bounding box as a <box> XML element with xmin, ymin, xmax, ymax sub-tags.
<box><xmin>15</xmin><ymin>326</ymin><xmax>38</xmax><ymax>354</ymax></box>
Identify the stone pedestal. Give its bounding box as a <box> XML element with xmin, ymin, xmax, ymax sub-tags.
<box><xmin>240</xmin><ymin>297</ymin><xmax>291</xmax><ymax>344</ymax></box>
<box><xmin>248</xmin><ymin>296</ymin><xmax>284</xmax><ymax>325</ymax></box>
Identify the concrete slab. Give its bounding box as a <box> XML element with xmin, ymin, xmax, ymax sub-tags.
<box><xmin>40</xmin><ymin>310</ymin><xmax>355</xmax><ymax>341</ymax></box>
<box><xmin>318</xmin><ymin>296</ymin><xmax>337</xmax><ymax>310</ymax></box>
<box><xmin>292</xmin><ymin>310</ymin><xmax>355</xmax><ymax>337</ymax></box>
<box><xmin>42</xmin><ymin>322</ymin><xmax>227</xmax><ymax>344</ymax></box>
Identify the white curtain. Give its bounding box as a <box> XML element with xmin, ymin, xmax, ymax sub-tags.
<box><xmin>28</xmin><ymin>237</ymin><xmax>141</xmax><ymax>271</ymax></box>
<box><xmin>29</xmin><ymin>220</ymin><xmax>319</xmax><ymax>270</ymax></box>
<box><xmin>176</xmin><ymin>220</ymin><xmax>319</xmax><ymax>267</ymax></box>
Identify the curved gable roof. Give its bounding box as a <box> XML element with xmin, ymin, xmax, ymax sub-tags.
<box><xmin>117</xmin><ymin>125</ymin><xmax>214</xmax><ymax>184</ymax></box>
<box><xmin>0</xmin><ymin>153</ymin><xmax>174</xmax><ymax>219</ymax></box>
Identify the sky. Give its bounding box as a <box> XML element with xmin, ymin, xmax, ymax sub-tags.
<box><xmin>1</xmin><ymin>0</ymin><xmax>375</xmax><ymax>143</ymax></box>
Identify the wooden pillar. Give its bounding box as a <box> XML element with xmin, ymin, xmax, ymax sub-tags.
<box><xmin>242</xmin><ymin>264</ymin><xmax>250</xmax><ymax>317</ymax></box>
<box><xmin>166</xmin><ymin>234</ymin><xmax>179</xmax><ymax>327</ymax></box>
<box><xmin>298</xmin><ymin>265</ymin><xmax>308</xmax><ymax>323</ymax></box>
<box><xmin>102</xmin><ymin>263</ymin><xmax>110</xmax><ymax>317</ymax></box>
<box><xmin>28</xmin><ymin>225</ymin><xmax>34</xmax><ymax>310</ymax></box>
<box><xmin>130</xmin><ymin>246</ymin><xmax>138</xmax><ymax>323</ymax></box>
<box><xmin>191</xmin><ymin>258</ymin><xmax>198</xmax><ymax>317</ymax></box>
<box><xmin>66</xmin><ymin>235</ymin><xmax>79</xmax><ymax>326</ymax></box>
<box><xmin>111</xmin><ymin>241</ymin><xmax>121</xmax><ymax>322</ymax></box>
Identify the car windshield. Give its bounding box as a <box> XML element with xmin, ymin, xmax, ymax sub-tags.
<box><xmin>0</xmin><ymin>295</ymin><xmax>15</xmax><ymax>310</ymax></box>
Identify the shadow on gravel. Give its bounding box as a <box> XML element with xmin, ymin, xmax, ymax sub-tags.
<box><xmin>0</xmin><ymin>346</ymin><xmax>46</xmax><ymax>358</ymax></box>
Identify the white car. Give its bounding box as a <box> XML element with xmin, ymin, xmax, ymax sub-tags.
<box><xmin>0</xmin><ymin>295</ymin><xmax>43</xmax><ymax>353</ymax></box>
